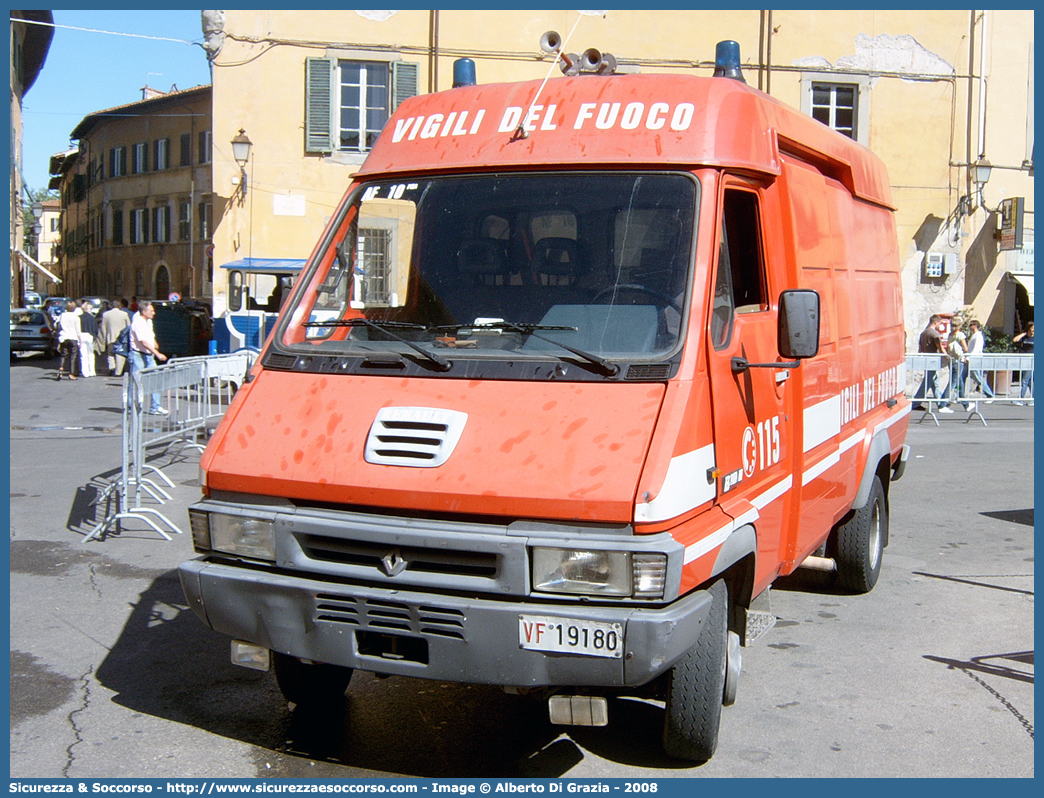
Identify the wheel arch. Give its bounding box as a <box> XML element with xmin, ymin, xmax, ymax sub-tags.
<box><xmin>853</xmin><ymin>431</ymin><xmax>895</xmax><ymax>546</ymax></box>
<box><xmin>710</xmin><ymin>523</ymin><xmax>757</xmax><ymax>632</ymax></box>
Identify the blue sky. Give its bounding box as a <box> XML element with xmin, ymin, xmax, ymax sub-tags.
<box><xmin>20</xmin><ymin>10</ymin><xmax>212</xmax><ymax>193</ymax></box>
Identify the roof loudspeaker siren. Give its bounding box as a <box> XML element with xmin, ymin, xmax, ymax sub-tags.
<box><xmin>713</xmin><ymin>40</ymin><xmax>746</xmax><ymax>83</ymax></box>
<box><xmin>540</xmin><ymin>30</ymin><xmax>562</xmax><ymax>54</ymax></box>
<box><xmin>452</xmin><ymin>58</ymin><xmax>476</xmax><ymax>88</ymax></box>
<box><xmin>580</xmin><ymin>48</ymin><xmax>618</xmax><ymax>75</ymax></box>
<box><xmin>559</xmin><ymin>53</ymin><xmax>582</xmax><ymax>76</ymax></box>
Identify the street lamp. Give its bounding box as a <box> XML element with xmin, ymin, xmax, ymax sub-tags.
<box><xmin>972</xmin><ymin>156</ymin><xmax>993</xmax><ymax>188</ymax></box>
<box><xmin>231</xmin><ymin>128</ymin><xmax>252</xmax><ymax>202</ymax></box>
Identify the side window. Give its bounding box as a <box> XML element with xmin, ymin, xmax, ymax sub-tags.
<box><xmin>228</xmin><ymin>270</ymin><xmax>244</xmax><ymax>312</ymax></box>
<box><xmin>711</xmin><ymin>188</ymin><xmax>767</xmax><ymax>349</ymax></box>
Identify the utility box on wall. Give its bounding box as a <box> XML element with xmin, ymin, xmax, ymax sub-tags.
<box><xmin>923</xmin><ymin>252</ymin><xmax>957</xmax><ymax>279</ymax></box>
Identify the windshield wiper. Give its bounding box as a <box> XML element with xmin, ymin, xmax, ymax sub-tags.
<box><xmin>434</xmin><ymin>321</ymin><xmax>619</xmax><ymax>377</ymax></box>
<box><xmin>304</xmin><ymin>318</ymin><xmax>452</xmax><ymax>371</ymax></box>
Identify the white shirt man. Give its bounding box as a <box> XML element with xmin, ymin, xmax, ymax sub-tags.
<box><xmin>128</xmin><ymin>301</ymin><xmax>169</xmax><ymax>414</ymax></box>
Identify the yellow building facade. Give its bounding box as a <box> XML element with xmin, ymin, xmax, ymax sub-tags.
<box><xmin>57</xmin><ymin>86</ymin><xmax>214</xmax><ymax>303</ymax></box>
<box><xmin>198</xmin><ymin>11</ymin><xmax>1033</xmax><ymax>336</ymax></box>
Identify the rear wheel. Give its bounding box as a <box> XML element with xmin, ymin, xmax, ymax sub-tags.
<box><xmin>835</xmin><ymin>475</ymin><xmax>887</xmax><ymax>593</ymax></box>
<box><xmin>272</xmin><ymin>652</ymin><xmax>353</xmax><ymax>706</ymax></box>
<box><xmin>662</xmin><ymin>579</ymin><xmax>729</xmax><ymax>762</ymax></box>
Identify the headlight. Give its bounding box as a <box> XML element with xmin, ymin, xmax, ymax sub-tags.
<box><xmin>531</xmin><ymin>548</ymin><xmax>667</xmax><ymax>599</ymax></box>
<box><xmin>209</xmin><ymin>514</ymin><xmax>277</xmax><ymax>561</ymax></box>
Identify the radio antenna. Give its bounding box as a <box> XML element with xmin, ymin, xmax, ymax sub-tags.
<box><xmin>512</xmin><ymin>12</ymin><xmax>583</xmax><ymax>141</ymax></box>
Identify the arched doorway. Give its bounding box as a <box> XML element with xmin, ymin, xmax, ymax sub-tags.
<box><xmin>155</xmin><ymin>264</ymin><xmax>170</xmax><ymax>300</ymax></box>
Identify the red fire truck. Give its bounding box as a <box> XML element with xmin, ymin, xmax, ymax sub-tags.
<box><xmin>180</xmin><ymin>41</ymin><xmax>910</xmax><ymax>762</ymax></box>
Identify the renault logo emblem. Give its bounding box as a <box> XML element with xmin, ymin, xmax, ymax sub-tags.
<box><xmin>381</xmin><ymin>549</ymin><xmax>408</xmax><ymax>577</ymax></box>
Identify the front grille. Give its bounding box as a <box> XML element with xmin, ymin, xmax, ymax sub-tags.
<box><xmin>314</xmin><ymin>594</ymin><xmax>467</xmax><ymax>641</ymax></box>
<box><xmin>298</xmin><ymin>533</ymin><xmax>498</xmax><ymax>579</ymax></box>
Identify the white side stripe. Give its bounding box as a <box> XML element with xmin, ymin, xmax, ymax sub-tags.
<box><xmin>634</xmin><ymin>444</ymin><xmax>716</xmax><ymax>523</ymax></box>
<box><xmin>801</xmin><ymin>406</ymin><xmax>911</xmax><ymax>486</ymax></box>
<box><xmin>682</xmin><ymin>476</ymin><xmax>789</xmax><ymax>564</ymax></box>
<box><xmin>804</xmin><ymin>395</ymin><xmax>841</xmax><ymax>452</ymax></box>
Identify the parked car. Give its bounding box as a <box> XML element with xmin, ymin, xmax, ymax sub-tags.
<box><xmin>78</xmin><ymin>296</ymin><xmax>112</xmax><ymax>316</ymax></box>
<box><xmin>10</xmin><ymin>308</ymin><xmax>56</xmax><ymax>359</ymax></box>
<box><xmin>23</xmin><ymin>291</ymin><xmax>43</xmax><ymax>309</ymax></box>
<box><xmin>42</xmin><ymin>296</ymin><xmax>70</xmax><ymax>322</ymax></box>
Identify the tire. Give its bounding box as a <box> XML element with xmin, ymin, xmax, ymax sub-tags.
<box><xmin>272</xmin><ymin>652</ymin><xmax>353</xmax><ymax>706</ymax></box>
<box><xmin>662</xmin><ymin>579</ymin><xmax>729</xmax><ymax>762</ymax></box>
<box><xmin>835</xmin><ymin>475</ymin><xmax>887</xmax><ymax>594</ymax></box>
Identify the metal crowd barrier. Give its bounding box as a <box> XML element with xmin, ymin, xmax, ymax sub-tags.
<box><xmin>83</xmin><ymin>351</ymin><xmax>256</xmax><ymax>542</ymax></box>
<box><xmin>906</xmin><ymin>352</ymin><xmax>1035</xmax><ymax>427</ymax></box>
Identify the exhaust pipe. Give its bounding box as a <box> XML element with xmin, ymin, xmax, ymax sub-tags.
<box><xmin>798</xmin><ymin>555</ymin><xmax>837</xmax><ymax>573</ymax></box>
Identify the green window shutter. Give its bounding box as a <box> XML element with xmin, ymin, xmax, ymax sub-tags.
<box><xmin>392</xmin><ymin>61</ymin><xmax>419</xmax><ymax>111</ymax></box>
<box><xmin>305</xmin><ymin>57</ymin><xmax>336</xmax><ymax>153</ymax></box>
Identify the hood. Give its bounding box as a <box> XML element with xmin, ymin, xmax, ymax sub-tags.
<box><xmin>203</xmin><ymin>370</ymin><xmax>666</xmax><ymax>523</ymax></box>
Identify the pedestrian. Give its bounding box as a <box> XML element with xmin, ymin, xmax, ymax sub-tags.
<box><xmin>101</xmin><ymin>298</ymin><xmax>132</xmax><ymax>376</ymax></box>
<box><xmin>947</xmin><ymin>317</ymin><xmax>969</xmax><ymax>410</ymax></box>
<box><xmin>966</xmin><ymin>320</ymin><xmax>994</xmax><ymax>401</ymax></box>
<box><xmin>1013</xmin><ymin>321</ymin><xmax>1034</xmax><ymax>404</ymax></box>
<box><xmin>128</xmin><ymin>300</ymin><xmax>169</xmax><ymax>415</ymax></box>
<box><xmin>55</xmin><ymin>301</ymin><xmax>81</xmax><ymax>381</ymax></box>
<box><xmin>912</xmin><ymin>314</ymin><xmax>952</xmax><ymax>412</ymax></box>
<box><xmin>77</xmin><ymin>301</ymin><xmax>98</xmax><ymax>377</ymax></box>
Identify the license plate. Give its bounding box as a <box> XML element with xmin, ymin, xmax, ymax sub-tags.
<box><xmin>11</xmin><ymin>330</ymin><xmax>31</xmax><ymax>337</ymax></box>
<box><xmin>518</xmin><ymin>615</ymin><xmax>623</xmax><ymax>658</ymax></box>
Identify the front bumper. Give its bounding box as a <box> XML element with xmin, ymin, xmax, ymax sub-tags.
<box><xmin>179</xmin><ymin>559</ymin><xmax>713</xmax><ymax>688</ymax></box>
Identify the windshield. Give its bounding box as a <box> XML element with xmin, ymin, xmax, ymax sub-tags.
<box><xmin>279</xmin><ymin>173</ymin><xmax>697</xmax><ymax>376</ymax></box>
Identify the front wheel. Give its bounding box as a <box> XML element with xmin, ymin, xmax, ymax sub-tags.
<box><xmin>272</xmin><ymin>652</ymin><xmax>353</xmax><ymax>707</ymax></box>
<box><xmin>662</xmin><ymin>579</ymin><xmax>729</xmax><ymax>762</ymax></box>
<box><xmin>835</xmin><ymin>475</ymin><xmax>887</xmax><ymax>593</ymax></box>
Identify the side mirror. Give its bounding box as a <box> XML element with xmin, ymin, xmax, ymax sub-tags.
<box><xmin>731</xmin><ymin>289</ymin><xmax>820</xmax><ymax>374</ymax></box>
<box><xmin>778</xmin><ymin>289</ymin><xmax>820</xmax><ymax>360</ymax></box>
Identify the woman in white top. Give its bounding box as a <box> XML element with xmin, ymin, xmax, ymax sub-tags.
<box><xmin>947</xmin><ymin>318</ymin><xmax>969</xmax><ymax>410</ymax></box>
<box><xmin>55</xmin><ymin>301</ymin><xmax>82</xmax><ymax>381</ymax></box>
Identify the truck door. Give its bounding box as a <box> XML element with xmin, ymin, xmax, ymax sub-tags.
<box><xmin>707</xmin><ymin>180</ymin><xmax>797</xmax><ymax>590</ymax></box>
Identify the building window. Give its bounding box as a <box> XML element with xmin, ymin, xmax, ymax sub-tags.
<box><xmin>91</xmin><ymin>214</ymin><xmax>102</xmax><ymax>250</ymax></box>
<box><xmin>154</xmin><ymin>138</ymin><xmax>169</xmax><ymax>170</ymax></box>
<box><xmin>50</xmin><ymin>217</ymin><xmax>59</xmax><ymax>232</ymax></box>
<box><xmin>112</xmin><ymin>209</ymin><xmax>123</xmax><ymax>245</ymax></box>
<box><xmin>110</xmin><ymin>147</ymin><xmax>126</xmax><ymax>177</ymax></box>
<box><xmin>131</xmin><ymin>208</ymin><xmax>149</xmax><ymax>244</ymax></box>
<box><xmin>178</xmin><ymin>200</ymin><xmax>192</xmax><ymax>241</ymax></box>
<box><xmin>180</xmin><ymin>133</ymin><xmax>192</xmax><ymax>166</ymax></box>
<box><xmin>153</xmin><ymin>205</ymin><xmax>170</xmax><ymax>243</ymax></box>
<box><xmin>198</xmin><ymin>130</ymin><xmax>212</xmax><ymax>164</ymax></box>
<box><xmin>800</xmin><ymin>73</ymin><xmax>871</xmax><ymax>144</ymax></box>
<box><xmin>198</xmin><ymin>201</ymin><xmax>212</xmax><ymax>240</ymax></box>
<box><xmin>132</xmin><ymin>142</ymin><xmax>149</xmax><ymax>174</ymax></box>
<box><xmin>304</xmin><ymin>57</ymin><xmax>418</xmax><ymax>154</ymax></box>
<box><xmin>811</xmin><ymin>83</ymin><xmax>856</xmax><ymax>138</ymax></box>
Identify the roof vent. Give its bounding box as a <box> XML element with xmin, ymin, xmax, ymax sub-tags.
<box><xmin>364</xmin><ymin>407</ymin><xmax>468</xmax><ymax>468</ymax></box>
<box><xmin>713</xmin><ymin>40</ymin><xmax>746</xmax><ymax>83</ymax></box>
